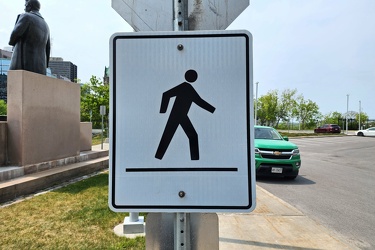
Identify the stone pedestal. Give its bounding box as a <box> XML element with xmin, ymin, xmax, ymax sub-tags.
<box><xmin>80</xmin><ymin>122</ymin><xmax>92</xmax><ymax>152</ymax></box>
<box><xmin>0</xmin><ymin>122</ymin><xmax>6</xmax><ymax>166</ymax></box>
<box><xmin>7</xmin><ymin>70</ymin><xmax>80</xmax><ymax>166</ymax></box>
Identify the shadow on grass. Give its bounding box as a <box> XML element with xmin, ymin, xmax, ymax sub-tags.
<box><xmin>53</xmin><ymin>172</ymin><xmax>109</xmax><ymax>194</ymax></box>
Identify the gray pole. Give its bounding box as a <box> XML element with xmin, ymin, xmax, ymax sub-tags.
<box><xmin>101</xmin><ymin>114</ymin><xmax>104</xmax><ymax>149</ymax></box>
<box><xmin>359</xmin><ymin>100</ymin><xmax>361</xmax><ymax>130</ymax></box>
<box><xmin>173</xmin><ymin>1</ymin><xmax>191</xmax><ymax>249</ymax></box>
<box><xmin>174</xmin><ymin>0</ymin><xmax>188</xmax><ymax>31</ymax></box>
<box><xmin>254</xmin><ymin>81</ymin><xmax>259</xmax><ymax>125</ymax></box>
<box><xmin>129</xmin><ymin>212</ymin><xmax>139</xmax><ymax>222</ymax></box>
<box><xmin>346</xmin><ymin>94</ymin><xmax>349</xmax><ymax>134</ymax></box>
<box><xmin>100</xmin><ymin>105</ymin><xmax>106</xmax><ymax>150</ymax></box>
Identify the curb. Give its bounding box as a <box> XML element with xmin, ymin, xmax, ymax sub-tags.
<box><xmin>0</xmin><ymin>156</ymin><xmax>108</xmax><ymax>203</ymax></box>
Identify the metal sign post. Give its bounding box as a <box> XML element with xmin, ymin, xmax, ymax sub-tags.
<box><xmin>100</xmin><ymin>105</ymin><xmax>106</xmax><ymax>149</ymax></box>
<box><xmin>173</xmin><ymin>3</ymin><xmax>191</xmax><ymax>249</ymax></box>
<box><xmin>175</xmin><ymin>213</ymin><xmax>190</xmax><ymax>250</ymax></box>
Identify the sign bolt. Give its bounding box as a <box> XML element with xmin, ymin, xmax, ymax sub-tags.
<box><xmin>178</xmin><ymin>191</ymin><xmax>186</xmax><ymax>198</ymax></box>
<box><xmin>177</xmin><ymin>44</ymin><xmax>184</xmax><ymax>51</ymax></box>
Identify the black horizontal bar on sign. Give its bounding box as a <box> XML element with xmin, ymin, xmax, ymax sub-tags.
<box><xmin>126</xmin><ymin>168</ymin><xmax>238</xmax><ymax>172</ymax></box>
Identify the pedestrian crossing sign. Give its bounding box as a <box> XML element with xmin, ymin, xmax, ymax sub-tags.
<box><xmin>109</xmin><ymin>30</ymin><xmax>255</xmax><ymax>212</ymax></box>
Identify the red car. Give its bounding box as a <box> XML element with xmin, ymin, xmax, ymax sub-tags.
<box><xmin>314</xmin><ymin>124</ymin><xmax>341</xmax><ymax>133</ymax></box>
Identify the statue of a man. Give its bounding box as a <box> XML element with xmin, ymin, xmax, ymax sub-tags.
<box><xmin>9</xmin><ymin>0</ymin><xmax>50</xmax><ymax>75</ymax></box>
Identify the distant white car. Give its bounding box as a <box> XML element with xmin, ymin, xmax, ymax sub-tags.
<box><xmin>356</xmin><ymin>127</ymin><xmax>375</xmax><ymax>137</ymax></box>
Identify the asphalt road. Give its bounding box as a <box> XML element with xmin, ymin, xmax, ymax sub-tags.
<box><xmin>257</xmin><ymin>136</ymin><xmax>375</xmax><ymax>250</ymax></box>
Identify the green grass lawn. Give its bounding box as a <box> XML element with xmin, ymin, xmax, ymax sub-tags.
<box><xmin>0</xmin><ymin>173</ymin><xmax>146</xmax><ymax>250</ymax></box>
<box><xmin>92</xmin><ymin>134</ymin><xmax>105</xmax><ymax>145</ymax></box>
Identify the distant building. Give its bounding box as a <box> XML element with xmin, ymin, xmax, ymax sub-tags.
<box><xmin>0</xmin><ymin>49</ymin><xmax>60</xmax><ymax>102</ymax></box>
<box><xmin>0</xmin><ymin>49</ymin><xmax>12</xmax><ymax>101</ymax></box>
<box><xmin>0</xmin><ymin>49</ymin><xmax>12</xmax><ymax>59</ymax></box>
<box><xmin>48</xmin><ymin>57</ymin><xmax>78</xmax><ymax>82</ymax></box>
<box><xmin>104</xmin><ymin>66</ymin><xmax>109</xmax><ymax>85</ymax></box>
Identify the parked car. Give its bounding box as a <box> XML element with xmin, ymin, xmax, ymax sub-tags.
<box><xmin>254</xmin><ymin>126</ymin><xmax>301</xmax><ymax>179</ymax></box>
<box><xmin>356</xmin><ymin>127</ymin><xmax>375</xmax><ymax>137</ymax></box>
<box><xmin>314</xmin><ymin>124</ymin><xmax>341</xmax><ymax>133</ymax></box>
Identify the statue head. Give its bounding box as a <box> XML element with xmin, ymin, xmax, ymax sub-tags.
<box><xmin>25</xmin><ymin>0</ymin><xmax>41</xmax><ymax>12</ymax></box>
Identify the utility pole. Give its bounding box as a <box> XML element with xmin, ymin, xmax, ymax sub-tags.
<box><xmin>359</xmin><ymin>100</ymin><xmax>361</xmax><ymax>130</ymax></box>
<box><xmin>254</xmin><ymin>81</ymin><xmax>259</xmax><ymax>125</ymax></box>
<box><xmin>346</xmin><ymin>94</ymin><xmax>349</xmax><ymax>134</ymax></box>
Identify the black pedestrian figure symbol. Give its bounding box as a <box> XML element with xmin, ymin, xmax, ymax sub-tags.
<box><xmin>155</xmin><ymin>70</ymin><xmax>216</xmax><ymax>160</ymax></box>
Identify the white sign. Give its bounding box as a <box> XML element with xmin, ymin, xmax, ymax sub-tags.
<box><xmin>100</xmin><ymin>105</ymin><xmax>106</xmax><ymax>115</ymax></box>
<box><xmin>109</xmin><ymin>30</ymin><xmax>255</xmax><ymax>212</ymax></box>
<box><xmin>111</xmin><ymin>0</ymin><xmax>249</xmax><ymax>31</ymax></box>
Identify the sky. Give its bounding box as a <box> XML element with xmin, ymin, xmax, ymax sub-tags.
<box><xmin>0</xmin><ymin>0</ymin><xmax>374</xmax><ymax>118</ymax></box>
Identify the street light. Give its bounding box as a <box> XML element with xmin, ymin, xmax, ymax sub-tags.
<box><xmin>100</xmin><ymin>105</ymin><xmax>106</xmax><ymax>150</ymax></box>
<box><xmin>359</xmin><ymin>100</ymin><xmax>361</xmax><ymax>130</ymax></box>
<box><xmin>254</xmin><ymin>81</ymin><xmax>259</xmax><ymax>125</ymax></box>
<box><xmin>346</xmin><ymin>94</ymin><xmax>349</xmax><ymax>134</ymax></box>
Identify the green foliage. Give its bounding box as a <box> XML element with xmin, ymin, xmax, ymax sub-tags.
<box><xmin>320</xmin><ymin>111</ymin><xmax>370</xmax><ymax>130</ymax></box>
<box><xmin>322</xmin><ymin>111</ymin><xmax>343</xmax><ymax>125</ymax></box>
<box><xmin>276</xmin><ymin>89</ymin><xmax>298</xmax><ymax>127</ymax></box>
<box><xmin>256</xmin><ymin>90</ymin><xmax>278</xmax><ymax>126</ymax></box>
<box><xmin>293</xmin><ymin>95</ymin><xmax>320</xmax><ymax>129</ymax></box>
<box><xmin>256</xmin><ymin>88</ymin><xmax>372</xmax><ymax>130</ymax></box>
<box><xmin>255</xmin><ymin>88</ymin><xmax>320</xmax><ymax>129</ymax></box>
<box><xmin>80</xmin><ymin>76</ymin><xmax>109</xmax><ymax>129</ymax></box>
<box><xmin>0</xmin><ymin>100</ymin><xmax>6</xmax><ymax>115</ymax></box>
<box><xmin>356</xmin><ymin>112</ymin><xmax>369</xmax><ymax>125</ymax></box>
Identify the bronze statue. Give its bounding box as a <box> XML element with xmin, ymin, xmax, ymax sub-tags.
<box><xmin>9</xmin><ymin>0</ymin><xmax>50</xmax><ymax>75</ymax></box>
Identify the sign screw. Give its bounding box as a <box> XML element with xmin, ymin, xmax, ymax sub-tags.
<box><xmin>177</xmin><ymin>44</ymin><xmax>184</xmax><ymax>51</ymax></box>
<box><xmin>178</xmin><ymin>191</ymin><xmax>185</xmax><ymax>198</ymax></box>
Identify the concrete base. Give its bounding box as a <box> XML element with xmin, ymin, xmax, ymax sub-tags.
<box><xmin>7</xmin><ymin>70</ymin><xmax>80</xmax><ymax>166</ymax></box>
<box><xmin>123</xmin><ymin>216</ymin><xmax>145</xmax><ymax>234</ymax></box>
<box><xmin>113</xmin><ymin>216</ymin><xmax>146</xmax><ymax>238</ymax></box>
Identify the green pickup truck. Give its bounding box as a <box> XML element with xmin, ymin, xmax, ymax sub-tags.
<box><xmin>254</xmin><ymin>126</ymin><xmax>301</xmax><ymax>179</ymax></box>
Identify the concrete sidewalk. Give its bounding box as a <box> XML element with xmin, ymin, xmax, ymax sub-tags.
<box><xmin>218</xmin><ymin>186</ymin><xmax>355</xmax><ymax>250</ymax></box>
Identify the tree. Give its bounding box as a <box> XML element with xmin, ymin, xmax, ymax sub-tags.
<box><xmin>275</xmin><ymin>89</ymin><xmax>298</xmax><ymax>127</ymax></box>
<box><xmin>322</xmin><ymin>111</ymin><xmax>343</xmax><ymax>125</ymax></box>
<box><xmin>256</xmin><ymin>89</ymin><xmax>322</xmax><ymax>129</ymax></box>
<box><xmin>256</xmin><ymin>89</ymin><xmax>299</xmax><ymax>128</ymax></box>
<box><xmin>356</xmin><ymin>112</ymin><xmax>369</xmax><ymax>127</ymax></box>
<box><xmin>293</xmin><ymin>95</ymin><xmax>320</xmax><ymax>129</ymax></box>
<box><xmin>80</xmin><ymin>76</ymin><xmax>109</xmax><ymax>129</ymax></box>
<box><xmin>256</xmin><ymin>90</ymin><xmax>278</xmax><ymax>126</ymax></box>
<box><xmin>0</xmin><ymin>100</ymin><xmax>6</xmax><ymax>115</ymax></box>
